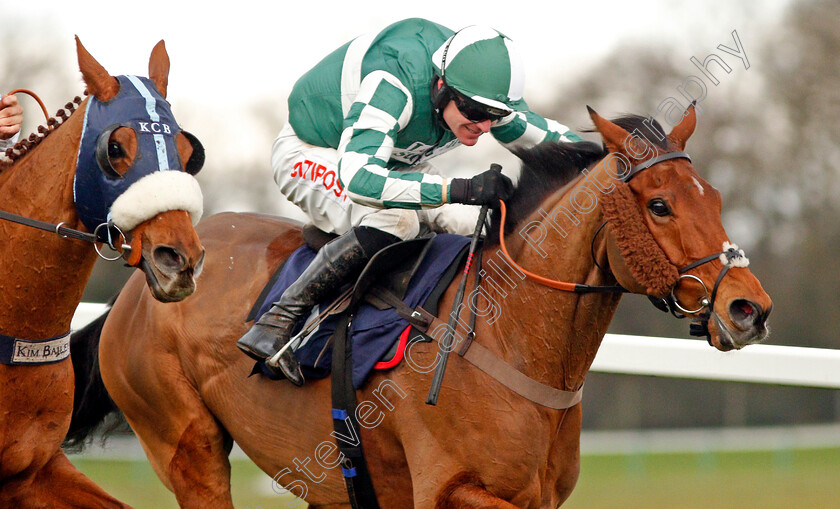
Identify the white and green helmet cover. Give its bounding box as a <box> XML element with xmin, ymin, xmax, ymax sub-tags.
<box><xmin>432</xmin><ymin>26</ymin><xmax>528</xmax><ymax>113</ymax></box>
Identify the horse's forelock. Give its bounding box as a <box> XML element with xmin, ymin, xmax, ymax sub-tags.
<box><xmin>603</xmin><ymin>114</ymin><xmax>670</xmax><ymax>151</ymax></box>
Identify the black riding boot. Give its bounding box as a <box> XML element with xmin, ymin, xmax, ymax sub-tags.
<box><xmin>236</xmin><ymin>226</ymin><xmax>398</xmax><ymax>385</ymax></box>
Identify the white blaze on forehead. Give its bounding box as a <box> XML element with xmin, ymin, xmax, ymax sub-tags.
<box><xmin>109</xmin><ymin>171</ymin><xmax>204</xmax><ymax>231</ymax></box>
<box><xmin>691</xmin><ymin>177</ymin><xmax>705</xmax><ymax>195</ymax></box>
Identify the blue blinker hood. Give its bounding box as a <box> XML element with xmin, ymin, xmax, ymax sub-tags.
<box><xmin>74</xmin><ymin>75</ymin><xmax>188</xmax><ymax>232</ymax></box>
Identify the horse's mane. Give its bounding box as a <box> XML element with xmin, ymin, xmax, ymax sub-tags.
<box><xmin>0</xmin><ymin>95</ymin><xmax>85</xmax><ymax>167</ymax></box>
<box><xmin>485</xmin><ymin>114</ymin><xmax>668</xmax><ymax>245</ymax></box>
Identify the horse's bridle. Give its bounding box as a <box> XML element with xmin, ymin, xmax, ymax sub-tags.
<box><xmin>1</xmin><ymin>89</ymin><xmax>133</xmax><ymax>262</ymax></box>
<box><xmin>0</xmin><ymin>207</ymin><xmax>131</xmax><ymax>261</ymax></box>
<box><xmin>652</xmin><ymin>242</ymin><xmax>749</xmax><ymax>342</ymax></box>
<box><xmin>497</xmin><ymin>150</ymin><xmax>750</xmax><ymax>343</ymax></box>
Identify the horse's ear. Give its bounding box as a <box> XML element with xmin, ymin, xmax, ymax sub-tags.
<box><xmin>76</xmin><ymin>35</ymin><xmax>120</xmax><ymax>101</ymax></box>
<box><xmin>148</xmin><ymin>40</ymin><xmax>170</xmax><ymax>99</ymax></box>
<box><xmin>667</xmin><ymin>102</ymin><xmax>696</xmax><ymax>151</ymax></box>
<box><xmin>587</xmin><ymin>106</ymin><xmax>632</xmax><ymax>155</ymax></box>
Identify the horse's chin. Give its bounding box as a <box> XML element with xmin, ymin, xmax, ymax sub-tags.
<box><xmin>708</xmin><ymin>312</ymin><xmax>769</xmax><ymax>352</ymax></box>
<box><xmin>140</xmin><ymin>257</ymin><xmax>199</xmax><ymax>303</ymax></box>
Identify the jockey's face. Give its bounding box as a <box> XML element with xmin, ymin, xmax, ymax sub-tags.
<box><xmin>442</xmin><ymin>100</ymin><xmax>493</xmax><ymax>146</ymax></box>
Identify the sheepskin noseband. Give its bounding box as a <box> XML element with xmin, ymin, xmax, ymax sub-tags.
<box><xmin>599</xmin><ymin>180</ymin><xmax>678</xmax><ymax>298</ymax></box>
<box><xmin>109</xmin><ymin>170</ymin><xmax>202</xmax><ymax>231</ymax></box>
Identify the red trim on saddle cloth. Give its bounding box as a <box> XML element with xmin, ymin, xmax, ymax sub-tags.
<box><xmin>374</xmin><ymin>325</ymin><xmax>411</xmax><ymax>370</ymax></box>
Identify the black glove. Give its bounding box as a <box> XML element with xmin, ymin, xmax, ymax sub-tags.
<box><xmin>449</xmin><ymin>169</ymin><xmax>514</xmax><ymax>206</ymax></box>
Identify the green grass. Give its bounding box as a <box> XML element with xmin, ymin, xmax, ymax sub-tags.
<box><xmin>71</xmin><ymin>448</ymin><xmax>840</xmax><ymax>508</ymax></box>
<box><xmin>565</xmin><ymin>448</ymin><xmax>840</xmax><ymax>509</ymax></box>
<box><xmin>69</xmin><ymin>457</ymin><xmax>302</xmax><ymax>509</ymax></box>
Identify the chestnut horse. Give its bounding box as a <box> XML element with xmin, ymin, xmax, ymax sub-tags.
<box><xmin>0</xmin><ymin>38</ymin><xmax>205</xmax><ymax>508</ymax></box>
<box><xmin>71</xmin><ymin>105</ymin><xmax>771</xmax><ymax>508</ymax></box>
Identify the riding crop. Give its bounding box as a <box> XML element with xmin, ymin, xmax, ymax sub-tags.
<box><xmin>426</xmin><ymin>163</ymin><xmax>500</xmax><ymax>405</ymax></box>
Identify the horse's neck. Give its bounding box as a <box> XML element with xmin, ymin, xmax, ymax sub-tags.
<box><xmin>0</xmin><ymin>102</ymin><xmax>99</xmax><ymax>339</ymax></box>
<box><xmin>482</xmin><ymin>161</ymin><xmax>622</xmax><ymax>391</ymax></box>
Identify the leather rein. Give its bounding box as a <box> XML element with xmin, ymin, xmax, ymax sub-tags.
<box><xmin>0</xmin><ymin>208</ymin><xmax>131</xmax><ymax>261</ymax></box>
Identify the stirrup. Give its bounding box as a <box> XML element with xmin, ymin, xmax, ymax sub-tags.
<box><xmin>266</xmin><ymin>336</ymin><xmax>304</xmax><ymax>386</ymax></box>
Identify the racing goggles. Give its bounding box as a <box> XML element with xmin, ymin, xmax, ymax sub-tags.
<box><xmin>451</xmin><ymin>89</ymin><xmax>511</xmax><ymax>123</ymax></box>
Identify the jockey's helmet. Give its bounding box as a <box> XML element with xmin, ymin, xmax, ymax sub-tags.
<box><xmin>432</xmin><ymin>25</ymin><xmax>528</xmax><ymax>119</ymax></box>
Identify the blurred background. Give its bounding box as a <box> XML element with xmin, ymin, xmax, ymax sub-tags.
<box><xmin>4</xmin><ymin>0</ymin><xmax>839</xmax><ymax>507</ymax></box>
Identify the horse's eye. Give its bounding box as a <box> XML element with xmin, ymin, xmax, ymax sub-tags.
<box><xmin>108</xmin><ymin>141</ymin><xmax>125</xmax><ymax>159</ymax></box>
<box><xmin>648</xmin><ymin>198</ymin><xmax>671</xmax><ymax>217</ymax></box>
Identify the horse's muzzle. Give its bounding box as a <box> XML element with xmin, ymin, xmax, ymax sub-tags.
<box><xmin>713</xmin><ymin>300</ymin><xmax>772</xmax><ymax>351</ymax></box>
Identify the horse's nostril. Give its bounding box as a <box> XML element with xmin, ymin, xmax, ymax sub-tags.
<box><xmin>194</xmin><ymin>249</ymin><xmax>206</xmax><ymax>277</ymax></box>
<box><xmin>153</xmin><ymin>246</ymin><xmax>185</xmax><ymax>272</ymax></box>
<box><xmin>729</xmin><ymin>299</ymin><xmax>763</xmax><ymax>327</ymax></box>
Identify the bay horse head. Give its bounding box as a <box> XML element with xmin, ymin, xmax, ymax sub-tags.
<box><xmin>588</xmin><ymin>105</ymin><xmax>772</xmax><ymax>351</ymax></box>
<box><xmin>74</xmin><ymin>37</ymin><xmax>205</xmax><ymax>301</ymax></box>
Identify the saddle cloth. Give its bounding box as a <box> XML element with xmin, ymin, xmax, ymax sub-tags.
<box><xmin>251</xmin><ymin>234</ymin><xmax>470</xmax><ymax>388</ymax></box>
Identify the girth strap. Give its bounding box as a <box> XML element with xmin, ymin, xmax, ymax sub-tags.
<box><xmin>369</xmin><ymin>287</ymin><xmax>583</xmax><ymax>410</ymax></box>
<box><xmin>330</xmin><ymin>313</ymin><xmax>381</xmax><ymax>509</ymax></box>
<box><xmin>444</xmin><ymin>331</ymin><xmax>583</xmax><ymax>410</ymax></box>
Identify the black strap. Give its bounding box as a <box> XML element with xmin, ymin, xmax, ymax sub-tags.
<box><xmin>330</xmin><ymin>313</ymin><xmax>381</xmax><ymax>509</ymax></box>
<box><xmin>0</xmin><ymin>208</ymin><xmax>104</xmax><ymax>244</ymax></box>
<box><xmin>364</xmin><ymin>286</ymin><xmax>435</xmax><ymax>330</ymax></box>
<box><xmin>574</xmin><ymin>283</ymin><xmax>628</xmax><ymax>294</ymax></box>
<box><xmin>624</xmin><ymin>151</ymin><xmax>691</xmax><ymax>181</ymax></box>
<box><xmin>678</xmin><ymin>253</ymin><xmax>721</xmax><ymax>274</ymax></box>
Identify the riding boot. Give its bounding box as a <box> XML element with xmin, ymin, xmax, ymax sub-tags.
<box><xmin>236</xmin><ymin>226</ymin><xmax>398</xmax><ymax>385</ymax></box>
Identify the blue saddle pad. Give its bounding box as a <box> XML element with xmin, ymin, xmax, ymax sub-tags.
<box><xmin>254</xmin><ymin>234</ymin><xmax>470</xmax><ymax>388</ymax></box>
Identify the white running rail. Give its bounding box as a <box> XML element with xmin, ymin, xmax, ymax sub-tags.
<box><xmin>72</xmin><ymin>303</ymin><xmax>840</xmax><ymax>389</ymax></box>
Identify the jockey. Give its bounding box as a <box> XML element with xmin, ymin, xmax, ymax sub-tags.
<box><xmin>237</xmin><ymin>18</ymin><xmax>583</xmax><ymax>385</ymax></box>
<box><xmin>0</xmin><ymin>93</ymin><xmax>23</xmax><ymax>151</ymax></box>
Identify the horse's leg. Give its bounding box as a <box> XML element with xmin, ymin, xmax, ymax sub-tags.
<box><xmin>114</xmin><ymin>371</ymin><xmax>234</xmax><ymax>509</ymax></box>
<box><xmin>100</xmin><ymin>310</ymin><xmax>235</xmax><ymax>509</ymax></box>
<box><xmin>434</xmin><ymin>472</ymin><xmax>520</xmax><ymax>509</ymax></box>
<box><xmin>13</xmin><ymin>451</ymin><xmax>130</xmax><ymax>508</ymax></box>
